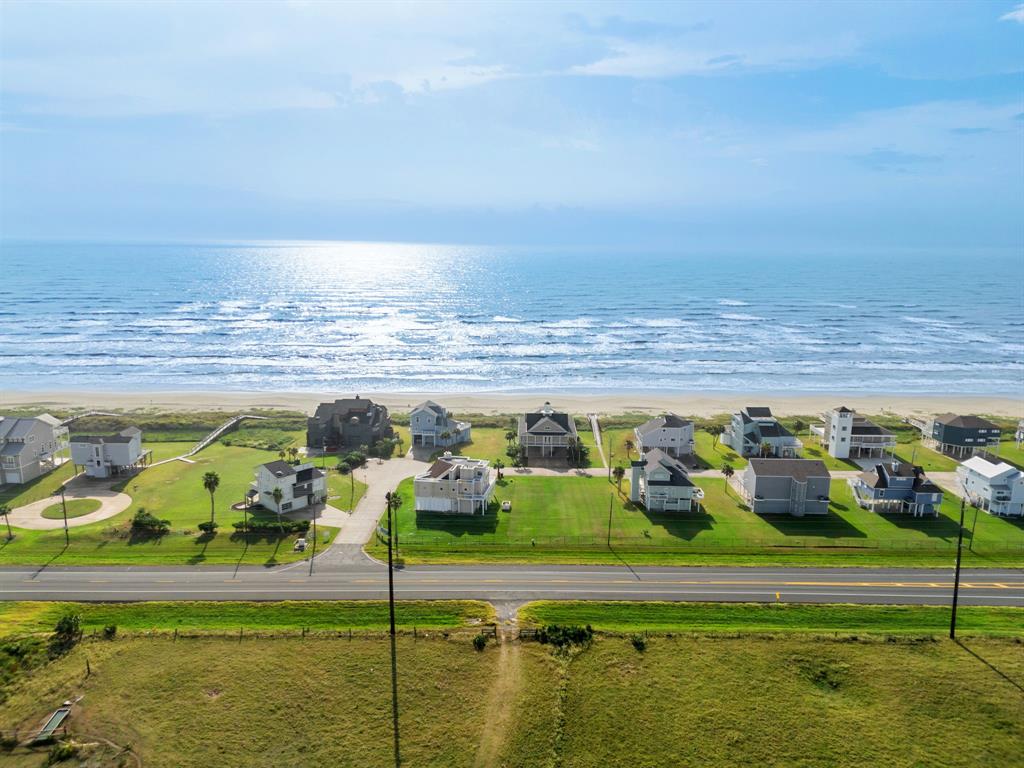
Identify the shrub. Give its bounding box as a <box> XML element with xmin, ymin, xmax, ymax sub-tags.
<box><xmin>196</xmin><ymin>521</ymin><xmax>219</xmax><ymax>533</ymax></box>
<box><xmin>130</xmin><ymin>508</ymin><xmax>170</xmax><ymax>534</ymax></box>
<box><xmin>343</xmin><ymin>451</ymin><xmax>367</xmax><ymax>468</ymax></box>
<box><xmin>472</xmin><ymin>633</ymin><xmax>489</xmax><ymax>652</ymax></box>
<box><xmin>49</xmin><ymin>613</ymin><xmax>82</xmax><ymax>657</ymax></box>
<box><xmin>335</xmin><ymin>461</ymin><xmax>351</xmax><ymax>475</ymax></box>
<box><xmin>538</xmin><ymin>624</ymin><xmax>593</xmax><ymax>648</ymax></box>
<box><xmin>232</xmin><ymin>519</ymin><xmax>310</xmax><ymax>534</ymax></box>
<box><xmin>630</xmin><ymin>634</ymin><xmax>647</xmax><ymax>652</ymax></box>
<box><xmin>47</xmin><ymin>740</ymin><xmax>79</xmax><ymax>764</ymax></box>
<box><xmin>102</xmin><ymin>624</ymin><xmax>117</xmax><ymax>640</ymax></box>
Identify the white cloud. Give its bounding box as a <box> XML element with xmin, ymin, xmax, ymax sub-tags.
<box><xmin>999</xmin><ymin>4</ymin><xmax>1024</xmax><ymax>22</ymax></box>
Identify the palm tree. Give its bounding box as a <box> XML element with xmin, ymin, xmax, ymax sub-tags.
<box><xmin>271</xmin><ymin>486</ymin><xmax>284</xmax><ymax>522</ymax></box>
<box><xmin>759</xmin><ymin>441</ymin><xmax>773</xmax><ymax>458</ymax></box>
<box><xmin>706</xmin><ymin>424</ymin><xmax>724</xmax><ymax>451</ymax></box>
<box><xmin>721</xmin><ymin>464</ymin><xmax>734</xmax><ymax>498</ymax></box>
<box><xmin>504</xmin><ymin>429</ymin><xmax>516</xmax><ymax>447</ymax></box>
<box><xmin>202</xmin><ymin>471</ymin><xmax>220</xmax><ymax>526</ymax></box>
<box><xmin>0</xmin><ymin>504</ymin><xmax>12</xmax><ymax>541</ymax></box>
<box><xmin>288</xmin><ymin>446</ymin><xmax>299</xmax><ymax>463</ymax></box>
<box><xmin>440</xmin><ymin>430</ymin><xmax>452</xmax><ymax>447</ymax></box>
<box><xmin>624</xmin><ymin>439</ymin><xmax>635</xmax><ymax>461</ymax></box>
<box><xmin>493</xmin><ymin>459</ymin><xmax>505</xmax><ymax>480</ymax></box>
<box><xmin>612</xmin><ymin>465</ymin><xmax>626</xmax><ymax>494</ymax></box>
<box><xmin>278</xmin><ymin>450</ymin><xmax>286</xmax><ymax>461</ymax></box>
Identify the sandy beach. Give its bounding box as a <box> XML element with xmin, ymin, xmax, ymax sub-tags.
<box><xmin>1</xmin><ymin>390</ymin><xmax>1020</xmax><ymax>419</ymax></box>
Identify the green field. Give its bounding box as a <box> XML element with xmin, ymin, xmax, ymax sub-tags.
<box><xmin>0</xmin><ymin>442</ymin><xmax>338</xmax><ymax>566</ymax></box>
<box><xmin>325</xmin><ymin>468</ymin><xmax>368</xmax><ymax>510</ymax></box>
<box><xmin>521</xmin><ymin>601</ymin><xmax>1024</xmax><ymax>636</ymax></box>
<box><xmin>428</xmin><ymin>426</ymin><xmax>514</xmax><ymax>464</ymax></box>
<box><xmin>370</xmin><ymin>474</ymin><xmax>1024</xmax><ymax>567</ymax></box>
<box><xmin>997</xmin><ymin>439</ymin><xmax>1024</xmax><ymax>469</ymax></box>
<box><xmin>601</xmin><ymin>425</ymin><xmax>747</xmax><ymax>470</ymax></box>
<box><xmin>39</xmin><ymin>498</ymin><xmax>100</xmax><ymax>520</ymax></box>
<box><xmin>1</xmin><ymin>614</ymin><xmax>1020</xmax><ymax>768</ymax></box>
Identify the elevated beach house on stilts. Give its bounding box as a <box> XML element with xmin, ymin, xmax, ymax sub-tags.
<box><xmin>739</xmin><ymin>458</ymin><xmax>831</xmax><ymax>517</ymax></box>
<box><xmin>911</xmin><ymin>413</ymin><xmax>1001</xmax><ymax>458</ymax></box>
<box><xmin>634</xmin><ymin>413</ymin><xmax>695</xmax><ymax>458</ymax></box>
<box><xmin>724</xmin><ymin>406</ymin><xmax>802</xmax><ymax>458</ymax></box>
<box><xmin>69</xmin><ymin>427</ymin><xmax>150</xmax><ymax>478</ymax></box>
<box><xmin>409</xmin><ymin>401</ymin><xmax>471</xmax><ymax>449</ymax></box>
<box><xmin>810</xmin><ymin>406</ymin><xmax>896</xmax><ymax>459</ymax></box>
<box><xmin>413</xmin><ymin>452</ymin><xmax>496</xmax><ymax>514</ymax></box>
<box><xmin>517</xmin><ymin>402</ymin><xmax>579</xmax><ymax>465</ymax></box>
<box><xmin>957</xmin><ymin>455</ymin><xmax>1024</xmax><ymax>518</ymax></box>
<box><xmin>249</xmin><ymin>460</ymin><xmax>327</xmax><ymax>514</ymax></box>
<box><xmin>850</xmin><ymin>460</ymin><xmax>942</xmax><ymax>517</ymax></box>
<box><xmin>0</xmin><ymin>414</ymin><xmax>69</xmax><ymax>485</ymax></box>
<box><xmin>629</xmin><ymin>448</ymin><xmax>699</xmax><ymax>512</ymax></box>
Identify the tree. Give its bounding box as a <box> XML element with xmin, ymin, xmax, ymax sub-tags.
<box><xmin>505</xmin><ymin>429</ymin><xmax>516</xmax><ymax>447</ymax></box>
<box><xmin>705</xmin><ymin>424</ymin><xmax>725</xmax><ymax>451</ymax></box>
<box><xmin>202</xmin><ymin>471</ymin><xmax>220</xmax><ymax>526</ymax></box>
<box><xmin>759</xmin><ymin>441</ymin><xmax>774</xmax><ymax>458</ymax></box>
<box><xmin>278</xmin><ymin>450</ymin><xmax>286</xmax><ymax>461</ymax></box>
<box><xmin>0</xmin><ymin>504</ymin><xmax>12</xmax><ymax>541</ymax></box>
<box><xmin>612</xmin><ymin>465</ymin><xmax>626</xmax><ymax>494</ymax></box>
<box><xmin>792</xmin><ymin>419</ymin><xmax>807</xmax><ymax>436</ymax></box>
<box><xmin>271</xmin><ymin>486</ymin><xmax>284</xmax><ymax>521</ymax></box>
<box><xmin>624</xmin><ymin>439</ymin><xmax>635</xmax><ymax>461</ymax></box>
<box><xmin>721</xmin><ymin>464</ymin><xmax>735</xmax><ymax>498</ymax></box>
<box><xmin>440</xmin><ymin>430</ymin><xmax>452</xmax><ymax>446</ymax></box>
<box><xmin>493</xmin><ymin>459</ymin><xmax>505</xmax><ymax>480</ymax></box>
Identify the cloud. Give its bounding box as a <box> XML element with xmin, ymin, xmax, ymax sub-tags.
<box><xmin>565</xmin><ymin>14</ymin><xmax>711</xmax><ymax>40</ymax></box>
<box><xmin>999</xmin><ymin>4</ymin><xmax>1024</xmax><ymax>22</ymax></box>
<box><xmin>851</xmin><ymin>148</ymin><xmax>942</xmax><ymax>173</ymax></box>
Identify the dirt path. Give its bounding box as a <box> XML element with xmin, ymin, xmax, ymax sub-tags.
<box><xmin>473</xmin><ymin>615</ymin><xmax>523</xmax><ymax>767</ymax></box>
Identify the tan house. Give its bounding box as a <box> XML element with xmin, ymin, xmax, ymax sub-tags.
<box><xmin>413</xmin><ymin>453</ymin><xmax>495</xmax><ymax>514</ymax></box>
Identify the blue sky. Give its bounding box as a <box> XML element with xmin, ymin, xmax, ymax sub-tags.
<box><xmin>1</xmin><ymin>0</ymin><xmax>1022</xmax><ymax>248</ymax></box>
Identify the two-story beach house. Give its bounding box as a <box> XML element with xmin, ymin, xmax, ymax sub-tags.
<box><xmin>517</xmin><ymin>402</ymin><xmax>579</xmax><ymax>463</ymax></box>
<box><xmin>812</xmin><ymin>406</ymin><xmax>896</xmax><ymax>459</ymax></box>
<box><xmin>306</xmin><ymin>396</ymin><xmax>394</xmax><ymax>450</ymax></box>
<box><xmin>0</xmin><ymin>414</ymin><xmax>69</xmax><ymax>485</ymax></box>
<box><xmin>851</xmin><ymin>461</ymin><xmax>943</xmax><ymax>517</ymax></box>
<box><xmin>634</xmin><ymin>414</ymin><xmax>694</xmax><ymax>458</ymax></box>
<box><xmin>249</xmin><ymin>460</ymin><xmax>327</xmax><ymax>514</ymax></box>
<box><xmin>70</xmin><ymin>427</ymin><xmax>149</xmax><ymax>479</ymax></box>
<box><xmin>957</xmin><ymin>455</ymin><xmax>1024</xmax><ymax>518</ymax></box>
<box><xmin>920</xmin><ymin>414</ymin><xmax>1001</xmax><ymax>457</ymax></box>
<box><xmin>739</xmin><ymin>459</ymin><xmax>831</xmax><ymax>517</ymax></box>
<box><xmin>724</xmin><ymin>407</ymin><xmax>802</xmax><ymax>458</ymax></box>
<box><xmin>1016</xmin><ymin>419</ymin><xmax>1024</xmax><ymax>449</ymax></box>
<box><xmin>629</xmin><ymin>448</ymin><xmax>698</xmax><ymax>512</ymax></box>
<box><xmin>409</xmin><ymin>401</ymin><xmax>471</xmax><ymax>449</ymax></box>
<box><xmin>413</xmin><ymin>453</ymin><xmax>496</xmax><ymax>514</ymax></box>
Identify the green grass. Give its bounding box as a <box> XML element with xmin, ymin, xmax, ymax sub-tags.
<box><xmin>0</xmin><ymin>442</ymin><xmax>337</xmax><ymax>566</ymax></box>
<box><xmin>429</xmin><ymin>426</ymin><xmax>513</xmax><ymax>464</ymax></box>
<box><xmin>39</xmin><ymin>498</ymin><xmax>101</xmax><ymax>520</ymax></box>
<box><xmin>521</xmin><ymin>601</ymin><xmax>1024</xmax><ymax>636</ymax></box>
<box><xmin>1</xmin><ymin>629</ymin><xmax>1020</xmax><ymax>767</ymax></box>
<box><xmin>893</xmin><ymin>440</ymin><xmax>960</xmax><ymax>472</ymax></box>
<box><xmin>0</xmin><ymin>460</ymin><xmax>77</xmax><ymax>509</ymax></box>
<box><xmin>798</xmin><ymin>437</ymin><xmax>863</xmax><ymax>471</ymax></box>
<box><xmin>997</xmin><ymin>439</ymin><xmax>1024</xmax><ymax>469</ymax></box>
<box><xmin>0</xmin><ymin>600</ymin><xmax>492</xmax><ymax>637</ymax></box>
<box><xmin>370</xmin><ymin>474</ymin><xmax>1024</xmax><ymax>567</ymax></box>
<box><xmin>601</xmin><ymin>426</ymin><xmax>747</xmax><ymax>471</ymax></box>
<box><xmin>326</xmin><ymin>468</ymin><xmax>368</xmax><ymax>510</ymax></box>
<box><xmin>145</xmin><ymin>440</ymin><xmax>197</xmax><ymax>462</ymax></box>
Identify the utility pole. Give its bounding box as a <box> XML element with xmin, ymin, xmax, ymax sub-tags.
<box><xmin>607</xmin><ymin>433</ymin><xmax>612</xmax><ymax>482</ymax></box>
<box><xmin>606</xmin><ymin>492</ymin><xmax>613</xmax><ymax>548</ymax></box>
<box><xmin>950</xmin><ymin>497</ymin><xmax>966</xmax><ymax>640</ymax></box>
<box><xmin>385</xmin><ymin>490</ymin><xmax>401</xmax><ymax>767</ymax></box>
<box><xmin>59</xmin><ymin>484</ymin><xmax>69</xmax><ymax>545</ymax></box>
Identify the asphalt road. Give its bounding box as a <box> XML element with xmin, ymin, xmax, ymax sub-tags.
<box><xmin>1</xmin><ymin>561</ymin><xmax>1021</xmax><ymax>606</ymax></box>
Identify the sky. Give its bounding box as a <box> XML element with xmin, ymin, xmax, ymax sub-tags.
<box><xmin>1</xmin><ymin>0</ymin><xmax>1022</xmax><ymax>249</ymax></box>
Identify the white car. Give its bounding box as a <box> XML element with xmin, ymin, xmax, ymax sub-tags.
<box><xmin>293</xmin><ymin>537</ymin><xmax>307</xmax><ymax>552</ymax></box>
<box><xmin>501</xmin><ymin>500</ymin><xmax>512</xmax><ymax>511</ymax></box>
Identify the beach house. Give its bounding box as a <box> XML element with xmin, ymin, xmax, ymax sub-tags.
<box><xmin>409</xmin><ymin>401</ymin><xmax>471</xmax><ymax>449</ymax></box>
<box><xmin>850</xmin><ymin>460</ymin><xmax>943</xmax><ymax>517</ymax></box>
<box><xmin>69</xmin><ymin>427</ymin><xmax>149</xmax><ymax>478</ymax></box>
<box><xmin>249</xmin><ymin>460</ymin><xmax>327</xmax><ymax>514</ymax></box>
<box><xmin>1015</xmin><ymin>420</ymin><xmax>1023</xmax><ymax>449</ymax></box>
<box><xmin>517</xmin><ymin>402</ymin><xmax>579</xmax><ymax>464</ymax></box>
<box><xmin>919</xmin><ymin>414</ymin><xmax>1001</xmax><ymax>457</ymax></box>
<box><xmin>629</xmin><ymin>448</ymin><xmax>698</xmax><ymax>512</ymax></box>
<box><xmin>957</xmin><ymin>455</ymin><xmax>1024</xmax><ymax>517</ymax></box>
<box><xmin>412</xmin><ymin>452</ymin><xmax>495</xmax><ymax>514</ymax></box>
<box><xmin>306</xmin><ymin>395</ymin><xmax>394</xmax><ymax>450</ymax></box>
<box><xmin>739</xmin><ymin>459</ymin><xmax>831</xmax><ymax>516</ymax></box>
<box><xmin>812</xmin><ymin>407</ymin><xmax>896</xmax><ymax>459</ymax></box>
<box><xmin>634</xmin><ymin>414</ymin><xmax>694</xmax><ymax>458</ymax></box>
<box><xmin>724</xmin><ymin>407</ymin><xmax>802</xmax><ymax>458</ymax></box>
<box><xmin>0</xmin><ymin>414</ymin><xmax>69</xmax><ymax>485</ymax></box>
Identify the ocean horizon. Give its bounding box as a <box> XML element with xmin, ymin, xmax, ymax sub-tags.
<box><xmin>2</xmin><ymin>241</ymin><xmax>1022</xmax><ymax>396</ymax></box>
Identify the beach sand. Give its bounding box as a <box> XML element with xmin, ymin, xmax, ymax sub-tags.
<box><xmin>1</xmin><ymin>390</ymin><xmax>1020</xmax><ymax>418</ymax></box>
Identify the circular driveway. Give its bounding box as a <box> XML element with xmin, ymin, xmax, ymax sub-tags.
<box><xmin>7</xmin><ymin>476</ymin><xmax>133</xmax><ymax>530</ymax></box>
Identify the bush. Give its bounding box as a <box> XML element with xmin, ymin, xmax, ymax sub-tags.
<box><xmin>343</xmin><ymin>451</ymin><xmax>367</xmax><ymax>468</ymax></box>
<box><xmin>196</xmin><ymin>521</ymin><xmax>218</xmax><ymax>533</ymax></box>
<box><xmin>630</xmin><ymin>634</ymin><xmax>647</xmax><ymax>652</ymax></box>
<box><xmin>472</xmin><ymin>633</ymin><xmax>489</xmax><ymax>652</ymax></box>
<box><xmin>232</xmin><ymin>519</ymin><xmax>310</xmax><ymax>534</ymax></box>
<box><xmin>538</xmin><ymin>624</ymin><xmax>593</xmax><ymax>648</ymax></box>
<box><xmin>47</xmin><ymin>740</ymin><xmax>79</xmax><ymax>764</ymax></box>
<box><xmin>130</xmin><ymin>508</ymin><xmax>170</xmax><ymax>534</ymax></box>
<box><xmin>49</xmin><ymin>613</ymin><xmax>82</xmax><ymax>657</ymax></box>
<box><xmin>335</xmin><ymin>461</ymin><xmax>351</xmax><ymax>475</ymax></box>
<box><xmin>102</xmin><ymin>624</ymin><xmax>117</xmax><ymax>640</ymax></box>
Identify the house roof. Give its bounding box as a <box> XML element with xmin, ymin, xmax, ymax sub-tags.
<box><xmin>849</xmin><ymin>416</ymin><xmax>892</xmax><ymax>437</ymax></box>
<box><xmin>835</xmin><ymin>406</ymin><xmax>854</xmax><ymax>413</ymax></box>
<box><xmin>426</xmin><ymin>458</ymin><xmax>454</xmax><ymax>478</ymax></box>
<box><xmin>313</xmin><ymin>397</ymin><xmax>377</xmax><ymax>419</ymax></box>
<box><xmin>0</xmin><ymin>415</ymin><xmax>61</xmax><ymax>442</ymax></box>
<box><xmin>295</xmin><ymin>466</ymin><xmax>324</xmax><ymax>483</ymax></box>
<box><xmin>858</xmin><ymin>462</ymin><xmax>940</xmax><ymax>495</ymax></box>
<box><xmin>642</xmin><ymin>448</ymin><xmax>693</xmax><ymax>487</ymax></box>
<box><xmin>72</xmin><ymin>434</ymin><xmax>136</xmax><ymax>445</ymax></box>
<box><xmin>412</xmin><ymin>400</ymin><xmax>446</xmax><ymax>416</ymax></box>
<box><xmin>36</xmin><ymin>413</ymin><xmax>61</xmax><ymax>426</ymax></box>
<box><xmin>744</xmin><ymin>406</ymin><xmax>774</xmax><ymax>419</ymax></box>
<box><xmin>755</xmin><ymin>422</ymin><xmax>792</xmax><ymax>439</ymax></box>
<box><xmin>961</xmin><ymin>455</ymin><xmax>1019</xmax><ymax>480</ymax></box>
<box><xmin>748</xmin><ymin>458</ymin><xmax>830</xmax><ymax>481</ymax></box>
<box><xmin>522</xmin><ymin>409</ymin><xmax>575</xmax><ymax>435</ymax></box>
<box><xmin>636</xmin><ymin>413</ymin><xmax>692</xmax><ymax>436</ymax></box>
<box><xmin>933</xmin><ymin>413</ymin><xmax>999</xmax><ymax>430</ymax></box>
<box><xmin>261</xmin><ymin>460</ymin><xmax>296</xmax><ymax>478</ymax></box>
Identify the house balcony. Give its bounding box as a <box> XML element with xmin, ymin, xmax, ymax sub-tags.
<box><xmin>293</xmin><ymin>482</ymin><xmax>313</xmax><ymax>497</ymax></box>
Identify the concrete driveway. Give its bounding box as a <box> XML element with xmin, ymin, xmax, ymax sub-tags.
<box><xmin>6</xmin><ymin>475</ymin><xmax>132</xmax><ymax>530</ymax></box>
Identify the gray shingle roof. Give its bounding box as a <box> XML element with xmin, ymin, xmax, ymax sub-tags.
<box><xmin>934</xmin><ymin>413</ymin><xmax>999</xmax><ymax>430</ymax></box>
<box><xmin>636</xmin><ymin>413</ymin><xmax>692</xmax><ymax>436</ymax></box>
<box><xmin>748</xmin><ymin>458</ymin><xmax>830</xmax><ymax>481</ymax></box>
<box><xmin>261</xmin><ymin>460</ymin><xmax>296</xmax><ymax>478</ymax></box>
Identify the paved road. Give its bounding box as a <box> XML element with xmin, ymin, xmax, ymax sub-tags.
<box><xmin>1</xmin><ymin>563</ymin><xmax>1020</xmax><ymax>606</ymax></box>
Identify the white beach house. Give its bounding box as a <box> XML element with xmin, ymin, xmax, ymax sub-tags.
<box><xmin>70</xmin><ymin>427</ymin><xmax>149</xmax><ymax>478</ymax></box>
<box><xmin>811</xmin><ymin>406</ymin><xmax>896</xmax><ymax>459</ymax></box>
<box><xmin>250</xmin><ymin>460</ymin><xmax>327</xmax><ymax>514</ymax></box>
<box><xmin>634</xmin><ymin>414</ymin><xmax>694</xmax><ymax>458</ymax></box>
<box><xmin>629</xmin><ymin>448</ymin><xmax>698</xmax><ymax>512</ymax></box>
<box><xmin>413</xmin><ymin>453</ymin><xmax>496</xmax><ymax>514</ymax></box>
<box><xmin>957</xmin><ymin>455</ymin><xmax>1024</xmax><ymax>518</ymax></box>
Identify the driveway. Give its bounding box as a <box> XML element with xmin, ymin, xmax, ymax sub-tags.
<box><xmin>7</xmin><ymin>475</ymin><xmax>133</xmax><ymax>530</ymax></box>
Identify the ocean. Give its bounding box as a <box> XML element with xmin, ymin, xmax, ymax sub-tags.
<box><xmin>1</xmin><ymin>241</ymin><xmax>1021</xmax><ymax>395</ymax></box>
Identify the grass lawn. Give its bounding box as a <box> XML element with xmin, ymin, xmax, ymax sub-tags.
<box><xmin>997</xmin><ymin>439</ymin><xmax>1024</xmax><ymax>469</ymax></box>
<box><xmin>369</xmin><ymin>474</ymin><xmax>1024</xmax><ymax>567</ymax></box>
<box><xmin>429</xmin><ymin>426</ymin><xmax>513</xmax><ymax>465</ymax></box>
<box><xmin>521</xmin><ymin>601</ymin><xmax>1024</xmax><ymax>636</ymax></box>
<box><xmin>601</xmin><ymin>426</ymin><xmax>747</xmax><ymax>470</ymax></box>
<box><xmin>39</xmin><ymin>498</ymin><xmax>101</xmax><ymax>520</ymax></box>
<box><xmin>0</xmin><ymin>600</ymin><xmax>492</xmax><ymax>637</ymax></box>
<box><xmin>798</xmin><ymin>437</ymin><xmax>863</xmax><ymax>471</ymax></box>
<box><xmin>145</xmin><ymin>440</ymin><xmax>198</xmax><ymax>462</ymax></box>
<box><xmin>1</xmin><ymin>625</ymin><xmax>1020</xmax><ymax>767</ymax></box>
<box><xmin>325</xmin><ymin>468</ymin><xmax>368</xmax><ymax>511</ymax></box>
<box><xmin>0</xmin><ymin>442</ymin><xmax>337</xmax><ymax>566</ymax></box>
<box><xmin>893</xmin><ymin>439</ymin><xmax>960</xmax><ymax>472</ymax></box>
